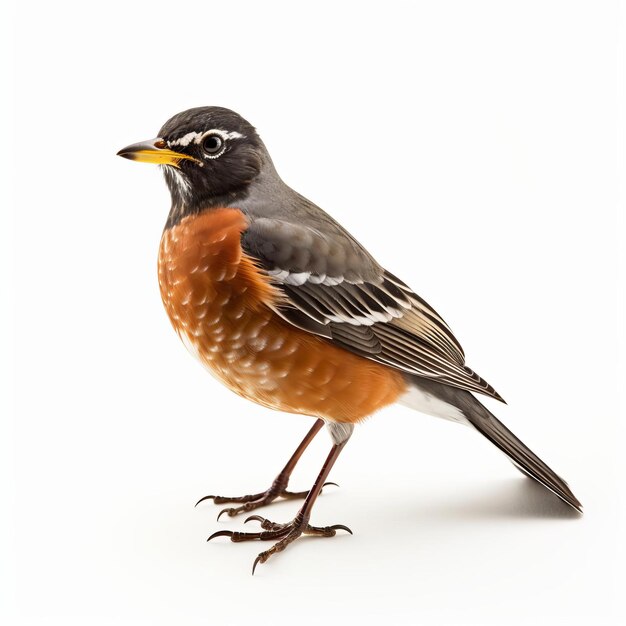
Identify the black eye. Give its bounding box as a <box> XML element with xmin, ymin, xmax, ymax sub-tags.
<box><xmin>202</xmin><ymin>133</ymin><xmax>224</xmax><ymax>157</ymax></box>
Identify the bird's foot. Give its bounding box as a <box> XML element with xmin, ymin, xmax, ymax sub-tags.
<box><xmin>207</xmin><ymin>514</ymin><xmax>352</xmax><ymax>574</ymax></box>
<box><xmin>195</xmin><ymin>479</ymin><xmax>338</xmax><ymax>519</ymax></box>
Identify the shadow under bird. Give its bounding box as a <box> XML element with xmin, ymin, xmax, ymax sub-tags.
<box><xmin>118</xmin><ymin>106</ymin><xmax>581</xmax><ymax>574</ymax></box>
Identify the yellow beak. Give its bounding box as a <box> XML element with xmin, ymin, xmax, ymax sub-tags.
<box><xmin>116</xmin><ymin>138</ymin><xmax>200</xmax><ymax>168</ymax></box>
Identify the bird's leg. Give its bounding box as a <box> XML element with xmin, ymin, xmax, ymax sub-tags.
<box><xmin>208</xmin><ymin>433</ymin><xmax>352</xmax><ymax>574</ymax></box>
<box><xmin>196</xmin><ymin>419</ymin><xmax>336</xmax><ymax>518</ymax></box>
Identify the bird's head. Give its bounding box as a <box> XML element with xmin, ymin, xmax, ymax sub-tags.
<box><xmin>117</xmin><ymin>106</ymin><xmax>270</xmax><ymax>225</ymax></box>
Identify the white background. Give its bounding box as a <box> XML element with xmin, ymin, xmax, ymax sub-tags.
<box><xmin>2</xmin><ymin>1</ymin><xmax>625</xmax><ymax>624</ymax></box>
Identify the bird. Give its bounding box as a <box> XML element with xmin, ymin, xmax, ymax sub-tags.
<box><xmin>117</xmin><ymin>106</ymin><xmax>581</xmax><ymax>573</ymax></box>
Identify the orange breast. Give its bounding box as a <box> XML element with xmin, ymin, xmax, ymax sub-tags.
<box><xmin>158</xmin><ymin>208</ymin><xmax>406</xmax><ymax>423</ymax></box>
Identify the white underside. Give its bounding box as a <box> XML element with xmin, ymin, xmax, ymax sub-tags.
<box><xmin>324</xmin><ymin>421</ymin><xmax>355</xmax><ymax>445</ymax></box>
<box><xmin>398</xmin><ymin>386</ymin><xmax>469</xmax><ymax>425</ymax></box>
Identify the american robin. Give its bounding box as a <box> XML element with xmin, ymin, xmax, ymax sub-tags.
<box><xmin>118</xmin><ymin>106</ymin><xmax>581</xmax><ymax>573</ymax></box>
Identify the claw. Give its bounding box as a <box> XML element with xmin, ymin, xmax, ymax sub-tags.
<box><xmin>216</xmin><ymin>508</ymin><xmax>235</xmax><ymax>521</ymax></box>
<box><xmin>210</xmin><ymin>513</ymin><xmax>352</xmax><ymax>570</ymax></box>
<box><xmin>329</xmin><ymin>524</ymin><xmax>352</xmax><ymax>534</ymax></box>
<box><xmin>208</xmin><ymin>529</ymin><xmax>267</xmax><ymax>542</ymax></box>
<box><xmin>243</xmin><ymin>515</ymin><xmax>284</xmax><ymax>531</ymax></box>
<box><xmin>196</xmin><ymin>480</ymin><xmax>336</xmax><ymax>515</ymax></box>
<box><xmin>262</xmin><ymin>518</ymin><xmax>285</xmax><ymax>531</ymax></box>
<box><xmin>195</xmin><ymin>495</ymin><xmax>215</xmax><ymax>507</ymax></box>
<box><xmin>207</xmin><ymin>530</ymin><xmax>233</xmax><ymax>542</ymax></box>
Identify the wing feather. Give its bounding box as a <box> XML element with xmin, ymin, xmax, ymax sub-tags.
<box><xmin>241</xmin><ymin>216</ymin><xmax>503</xmax><ymax>402</ymax></box>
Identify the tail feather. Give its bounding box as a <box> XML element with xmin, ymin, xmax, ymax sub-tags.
<box><xmin>402</xmin><ymin>376</ymin><xmax>583</xmax><ymax>512</ymax></box>
<box><xmin>464</xmin><ymin>400</ymin><xmax>582</xmax><ymax>512</ymax></box>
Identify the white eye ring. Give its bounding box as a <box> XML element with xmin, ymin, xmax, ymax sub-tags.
<box><xmin>200</xmin><ymin>130</ymin><xmax>228</xmax><ymax>159</ymax></box>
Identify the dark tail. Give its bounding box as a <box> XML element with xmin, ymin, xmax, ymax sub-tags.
<box><xmin>464</xmin><ymin>398</ymin><xmax>582</xmax><ymax>512</ymax></box>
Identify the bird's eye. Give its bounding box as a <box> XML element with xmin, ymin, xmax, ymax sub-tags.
<box><xmin>201</xmin><ymin>133</ymin><xmax>225</xmax><ymax>158</ymax></box>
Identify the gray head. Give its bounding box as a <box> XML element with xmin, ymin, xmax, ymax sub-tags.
<box><xmin>117</xmin><ymin>106</ymin><xmax>276</xmax><ymax>227</ymax></box>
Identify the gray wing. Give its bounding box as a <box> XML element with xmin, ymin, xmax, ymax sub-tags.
<box><xmin>242</xmin><ymin>216</ymin><xmax>503</xmax><ymax>402</ymax></box>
